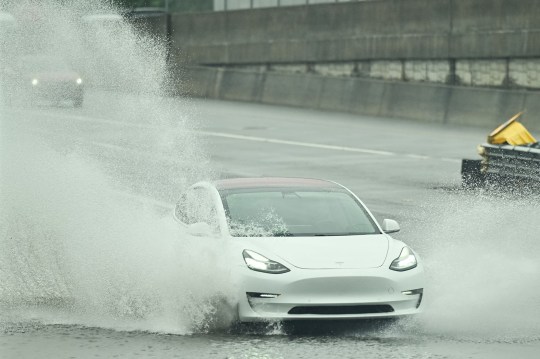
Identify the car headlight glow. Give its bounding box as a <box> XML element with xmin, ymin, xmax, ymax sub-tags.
<box><xmin>242</xmin><ymin>249</ymin><xmax>290</xmax><ymax>274</ymax></box>
<box><xmin>31</xmin><ymin>78</ymin><xmax>39</xmax><ymax>86</ymax></box>
<box><xmin>76</xmin><ymin>78</ymin><xmax>82</xmax><ymax>85</ymax></box>
<box><xmin>390</xmin><ymin>247</ymin><xmax>417</xmax><ymax>271</ymax></box>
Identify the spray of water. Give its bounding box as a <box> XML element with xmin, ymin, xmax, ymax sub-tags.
<box><xmin>1</xmin><ymin>1</ymin><xmax>539</xmax><ymax>342</ymax></box>
<box><xmin>409</xmin><ymin>190</ymin><xmax>540</xmax><ymax>342</ymax></box>
<box><xmin>0</xmin><ymin>0</ymin><xmax>234</xmax><ymax>334</ymax></box>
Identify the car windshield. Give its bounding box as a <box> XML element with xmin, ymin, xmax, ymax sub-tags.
<box><xmin>220</xmin><ymin>187</ymin><xmax>380</xmax><ymax>237</ymax></box>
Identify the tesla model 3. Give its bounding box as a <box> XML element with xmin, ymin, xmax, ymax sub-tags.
<box><xmin>173</xmin><ymin>177</ymin><xmax>425</xmax><ymax>322</ymax></box>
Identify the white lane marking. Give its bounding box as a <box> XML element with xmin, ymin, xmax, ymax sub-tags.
<box><xmin>88</xmin><ymin>140</ymin><xmax>200</xmax><ymax>165</ymax></box>
<box><xmin>197</xmin><ymin>131</ymin><xmax>396</xmax><ymax>156</ymax></box>
<box><xmin>7</xmin><ymin>108</ymin><xmax>463</xmax><ymax>163</ymax></box>
<box><xmin>8</xmin><ymin>108</ymin><xmax>159</xmax><ymax>130</ymax></box>
<box><xmin>405</xmin><ymin>154</ymin><xmax>432</xmax><ymax>160</ymax></box>
<box><xmin>198</xmin><ymin>131</ymin><xmax>465</xmax><ymax>164</ymax></box>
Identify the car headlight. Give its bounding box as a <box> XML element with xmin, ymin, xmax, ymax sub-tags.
<box><xmin>76</xmin><ymin>78</ymin><xmax>82</xmax><ymax>85</ymax></box>
<box><xmin>242</xmin><ymin>249</ymin><xmax>290</xmax><ymax>274</ymax></box>
<box><xmin>390</xmin><ymin>247</ymin><xmax>417</xmax><ymax>271</ymax></box>
<box><xmin>31</xmin><ymin>78</ymin><xmax>39</xmax><ymax>86</ymax></box>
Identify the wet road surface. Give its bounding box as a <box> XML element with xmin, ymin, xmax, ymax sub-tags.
<box><xmin>1</xmin><ymin>90</ymin><xmax>539</xmax><ymax>358</ymax></box>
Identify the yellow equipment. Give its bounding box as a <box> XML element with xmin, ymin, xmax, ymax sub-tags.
<box><xmin>487</xmin><ymin>111</ymin><xmax>537</xmax><ymax>146</ymax></box>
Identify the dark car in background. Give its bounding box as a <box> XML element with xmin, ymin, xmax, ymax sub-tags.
<box><xmin>7</xmin><ymin>55</ymin><xmax>85</xmax><ymax>107</ymax></box>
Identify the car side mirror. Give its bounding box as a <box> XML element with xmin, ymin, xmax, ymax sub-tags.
<box><xmin>187</xmin><ymin>222</ymin><xmax>214</xmax><ymax>237</ymax></box>
<box><xmin>381</xmin><ymin>219</ymin><xmax>400</xmax><ymax>234</ymax></box>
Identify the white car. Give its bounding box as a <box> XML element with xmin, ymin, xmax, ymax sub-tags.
<box><xmin>174</xmin><ymin>177</ymin><xmax>425</xmax><ymax>322</ymax></box>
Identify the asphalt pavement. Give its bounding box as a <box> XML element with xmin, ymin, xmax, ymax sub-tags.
<box><xmin>1</xmin><ymin>90</ymin><xmax>539</xmax><ymax>359</ymax></box>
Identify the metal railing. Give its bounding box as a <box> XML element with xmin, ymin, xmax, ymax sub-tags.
<box><xmin>120</xmin><ymin>0</ymin><xmax>368</xmax><ymax>13</ymax></box>
<box><xmin>480</xmin><ymin>143</ymin><xmax>540</xmax><ymax>182</ymax></box>
<box><xmin>216</xmin><ymin>0</ymin><xmax>367</xmax><ymax>11</ymax></box>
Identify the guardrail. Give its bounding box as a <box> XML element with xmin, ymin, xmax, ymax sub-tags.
<box><xmin>461</xmin><ymin>112</ymin><xmax>540</xmax><ymax>188</ymax></box>
<box><xmin>479</xmin><ymin>143</ymin><xmax>540</xmax><ymax>182</ymax></box>
<box><xmin>215</xmin><ymin>0</ymin><xmax>364</xmax><ymax>11</ymax></box>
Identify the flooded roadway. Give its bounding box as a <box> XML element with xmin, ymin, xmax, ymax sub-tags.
<box><xmin>1</xmin><ymin>91</ymin><xmax>540</xmax><ymax>358</ymax></box>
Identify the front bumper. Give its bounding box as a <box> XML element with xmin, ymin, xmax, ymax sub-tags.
<box><xmin>236</xmin><ymin>265</ymin><xmax>424</xmax><ymax>322</ymax></box>
<box><xmin>30</xmin><ymin>82</ymin><xmax>84</xmax><ymax>101</ymax></box>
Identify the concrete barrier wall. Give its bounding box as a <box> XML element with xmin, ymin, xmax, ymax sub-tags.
<box><xmin>181</xmin><ymin>66</ymin><xmax>540</xmax><ymax>131</ymax></box>
<box><xmin>172</xmin><ymin>0</ymin><xmax>540</xmax><ymax>131</ymax></box>
<box><xmin>171</xmin><ymin>0</ymin><xmax>540</xmax><ymax>65</ymax></box>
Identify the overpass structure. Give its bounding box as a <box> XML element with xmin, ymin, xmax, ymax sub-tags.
<box><xmin>165</xmin><ymin>0</ymin><xmax>540</xmax><ymax>129</ymax></box>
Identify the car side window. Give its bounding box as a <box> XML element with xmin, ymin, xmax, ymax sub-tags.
<box><xmin>174</xmin><ymin>193</ymin><xmax>189</xmax><ymax>223</ymax></box>
<box><xmin>175</xmin><ymin>188</ymin><xmax>220</xmax><ymax>235</ymax></box>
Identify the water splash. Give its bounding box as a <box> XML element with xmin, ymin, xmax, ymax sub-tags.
<box><xmin>0</xmin><ymin>0</ymin><xmax>231</xmax><ymax>334</ymax></box>
<box><xmin>410</xmin><ymin>189</ymin><xmax>540</xmax><ymax>342</ymax></box>
<box><xmin>2</xmin><ymin>1</ymin><xmax>540</xmax><ymax>342</ymax></box>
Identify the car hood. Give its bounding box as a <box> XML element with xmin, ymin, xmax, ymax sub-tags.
<box><xmin>244</xmin><ymin>235</ymin><xmax>390</xmax><ymax>269</ymax></box>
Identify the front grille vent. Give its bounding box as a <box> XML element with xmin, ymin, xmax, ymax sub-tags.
<box><xmin>288</xmin><ymin>304</ymin><xmax>394</xmax><ymax>315</ymax></box>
